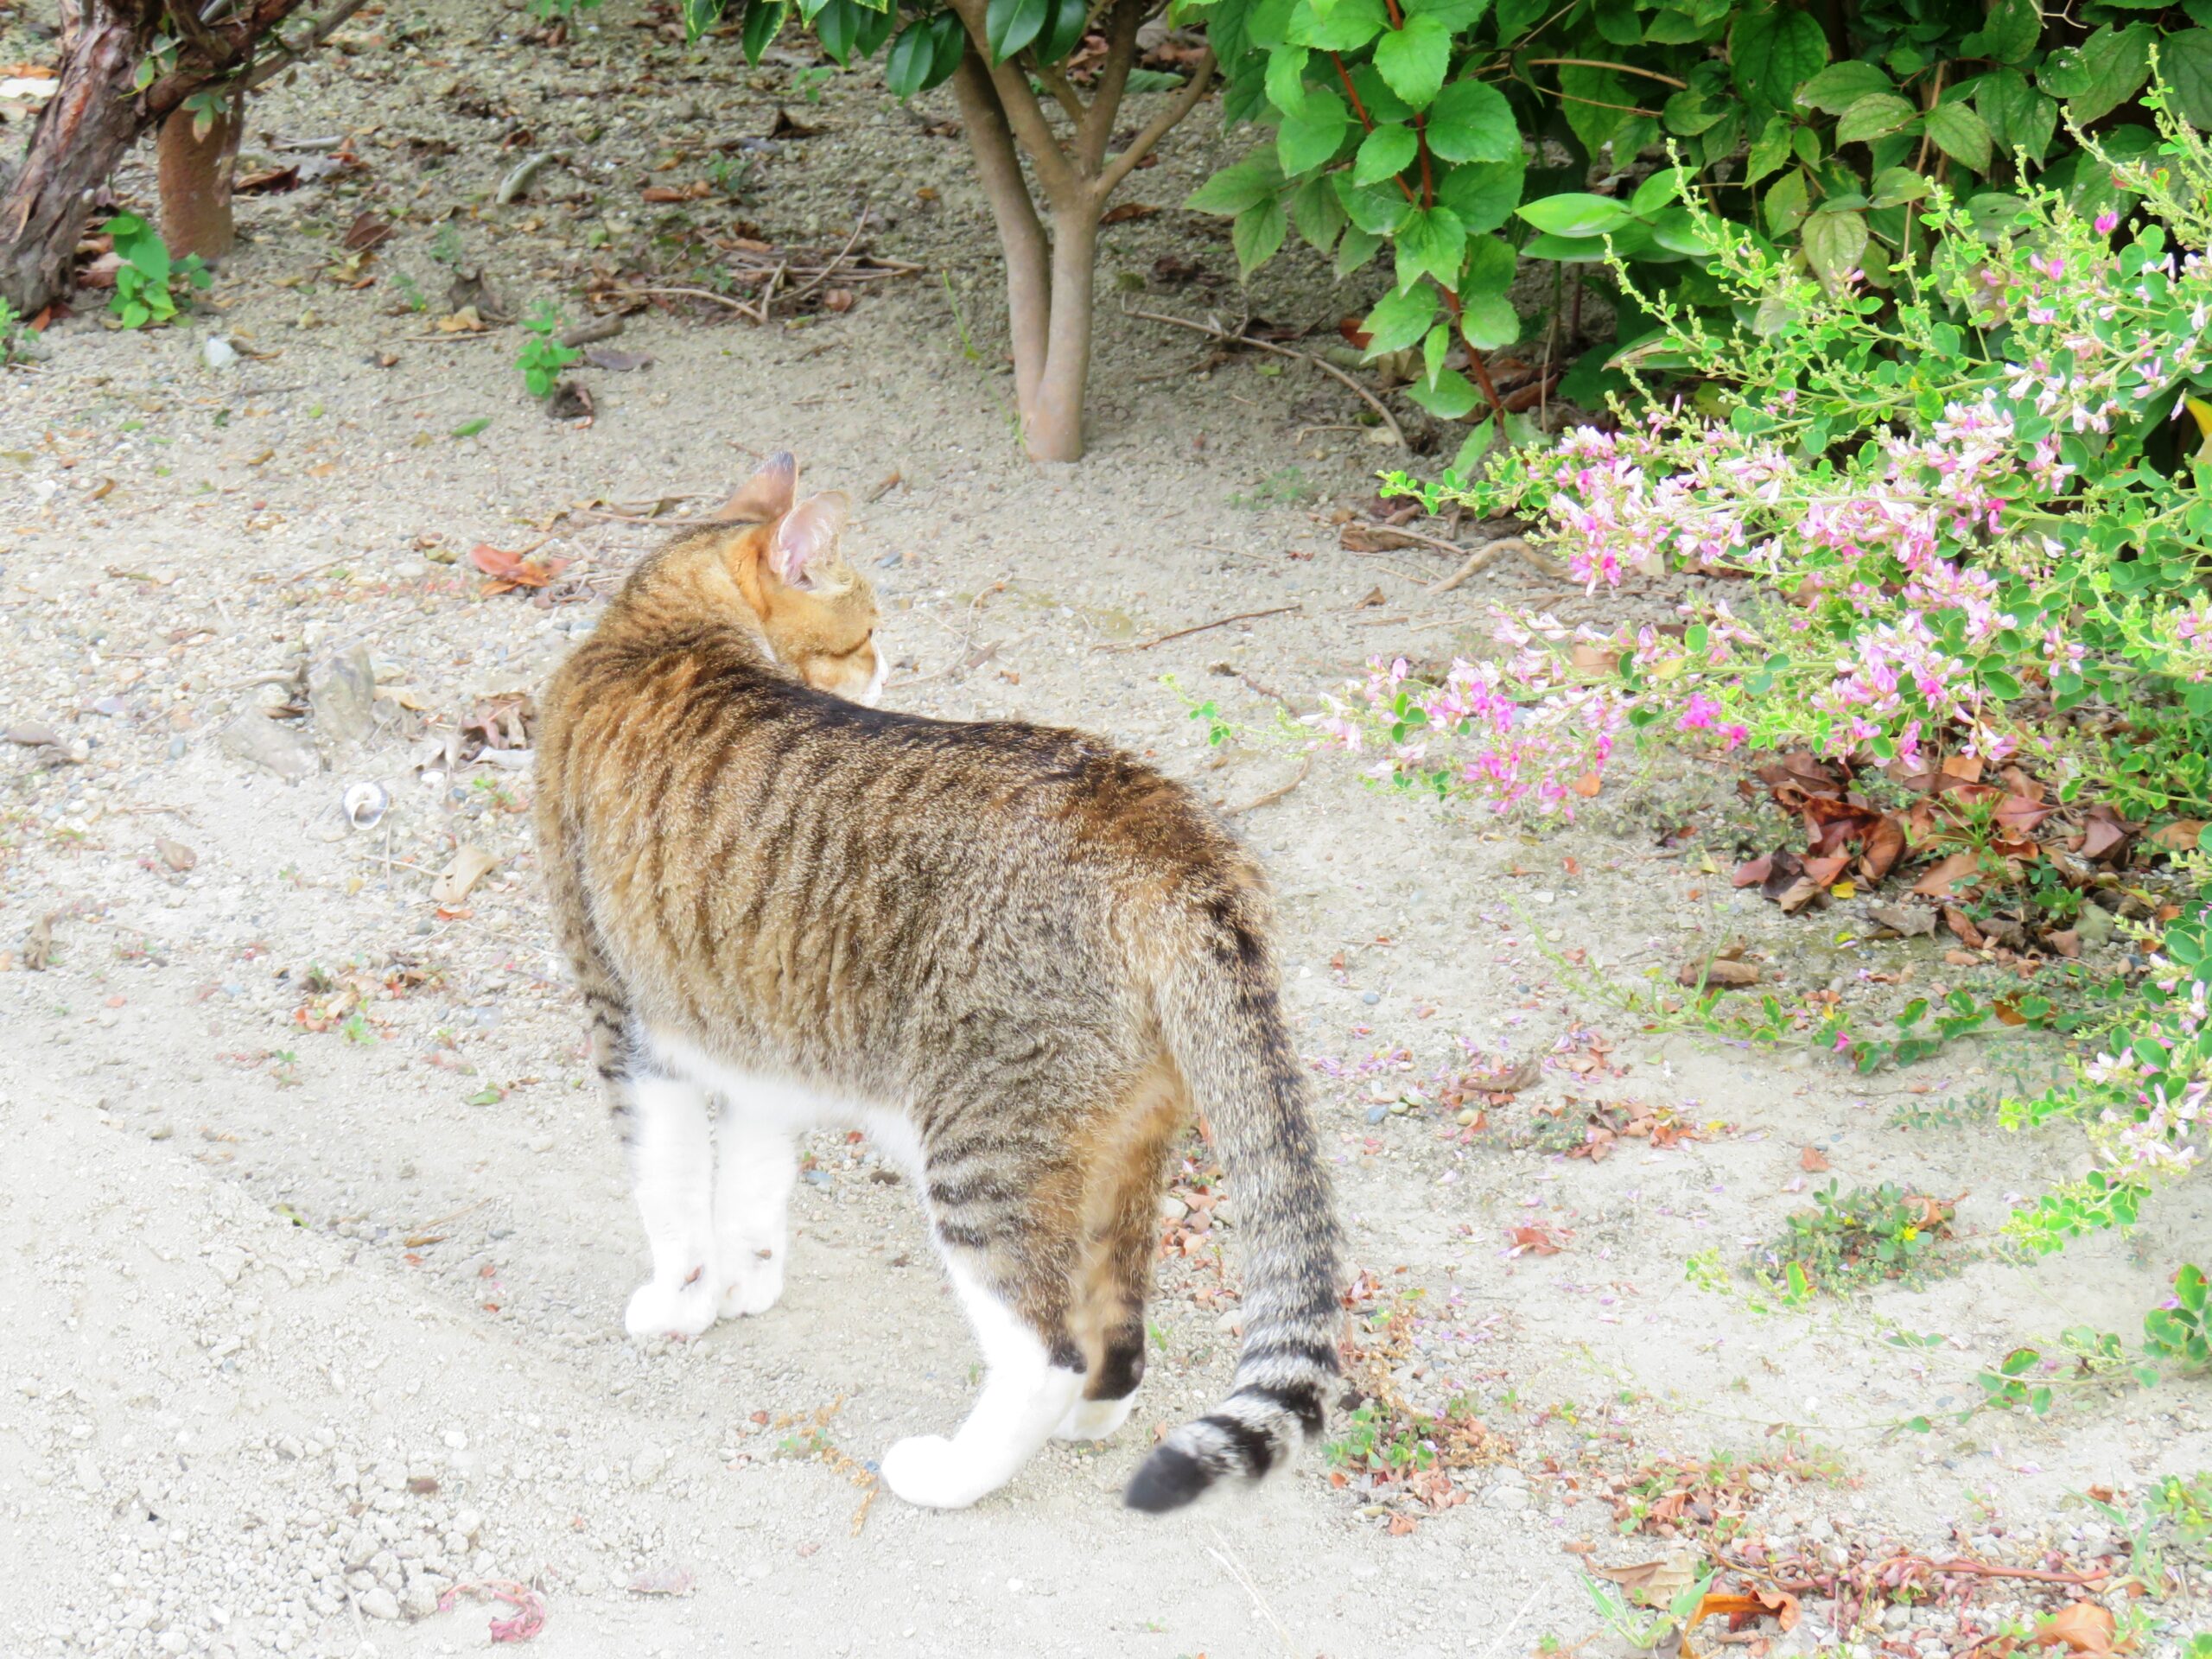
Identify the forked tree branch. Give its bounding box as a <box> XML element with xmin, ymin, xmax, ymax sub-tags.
<box><xmin>1091</xmin><ymin>46</ymin><xmax>1213</xmax><ymax>202</ymax></box>
<box><xmin>950</xmin><ymin>50</ymin><xmax>1052</xmax><ymax>408</ymax></box>
<box><xmin>947</xmin><ymin>0</ymin><xmax>1081</xmax><ymax>206</ymax></box>
<box><xmin>1033</xmin><ymin>59</ymin><xmax>1088</xmax><ymax>126</ymax></box>
<box><xmin>1077</xmin><ymin>0</ymin><xmax>1147</xmax><ymax>173</ymax></box>
<box><xmin>240</xmin><ymin>0</ymin><xmax>372</xmax><ymax>91</ymax></box>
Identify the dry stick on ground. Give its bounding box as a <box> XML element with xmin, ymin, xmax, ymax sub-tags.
<box><xmin>1222</xmin><ymin>755</ymin><xmax>1313</xmax><ymax>817</ymax></box>
<box><xmin>1122</xmin><ymin>304</ymin><xmax>1408</xmax><ymax>449</ymax></box>
<box><xmin>942</xmin><ymin>0</ymin><xmax>1218</xmax><ymax>461</ymax></box>
<box><xmin>1091</xmin><ymin>604</ymin><xmax>1303</xmax><ymax>653</ymax></box>
<box><xmin>1430</xmin><ymin>536</ymin><xmax>1572</xmax><ymax>593</ymax></box>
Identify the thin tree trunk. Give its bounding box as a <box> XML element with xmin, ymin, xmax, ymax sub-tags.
<box><xmin>1027</xmin><ymin>206</ymin><xmax>1099</xmax><ymax>462</ymax></box>
<box><xmin>950</xmin><ymin>53</ymin><xmax>1052</xmax><ymax>418</ymax></box>
<box><xmin>0</xmin><ymin>0</ymin><xmax>155</xmax><ymax>315</ymax></box>
<box><xmin>157</xmin><ymin>106</ymin><xmax>236</xmax><ymax>263</ymax></box>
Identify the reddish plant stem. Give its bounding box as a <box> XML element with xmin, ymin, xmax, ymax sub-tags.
<box><xmin>1331</xmin><ymin>52</ymin><xmax>1421</xmax><ymax>205</ymax></box>
<box><xmin>1435</xmin><ymin>287</ymin><xmax>1510</xmax><ymax>423</ymax></box>
<box><xmin>1414</xmin><ymin>119</ymin><xmax>1434</xmax><ymax>208</ymax></box>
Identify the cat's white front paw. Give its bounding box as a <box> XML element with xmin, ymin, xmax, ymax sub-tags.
<box><xmin>880</xmin><ymin>1435</ymin><xmax>994</xmax><ymax>1510</ymax></box>
<box><xmin>1050</xmin><ymin>1394</ymin><xmax>1136</xmax><ymax>1443</ymax></box>
<box><xmin>716</xmin><ymin>1249</ymin><xmax>785</xmax><ymax>1319</ymax></box>
<box><xmin>624</xmin><ymin>1272</ymin><xmax>718</xmax><ymax>1341</ymax></box>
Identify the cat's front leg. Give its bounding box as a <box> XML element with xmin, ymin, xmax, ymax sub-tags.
<box><xmin>620</xmin><ymin>1074</ymin><xmax>720</xmax><ymax>1340</ymax></box>
<box><xmin>714</xmin><ymin>1106</ymin><xmax>796</xmax><ymax>1319</ymax></box>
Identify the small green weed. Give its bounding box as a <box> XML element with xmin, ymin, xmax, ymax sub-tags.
<box><xmin>517</xmin><ymin>303</ymin><xmax>582</xmax><ymax>399</ymax></box>
<box><xmin>1229</xmin><ymin>466</ymin><xmax>1317</xmax><ymax>510</ymax></box>
<box><xmin>1749</xmin><ymin>1181</ymin><xmax>1959</xmax><ymax>1299</ymax></box>
<box><xmin>2145</xmin><ymin>1264</ymin><xmax>2209</xmax><ymax>1371</ymax></box>
<box><xmin>105</xmin><ymin>213</ymin><xmax>211</xmax><ymax>330</ymax></box>
<box><xmin>0</xmin><ymin>298</ymin><xmax>29</xmax><ymax>365</ymax></box>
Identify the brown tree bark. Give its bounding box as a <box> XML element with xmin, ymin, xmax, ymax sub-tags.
<box><xmin>942</xmin><ymin>0</ymin><xmax>1215</xmax><ymax>462</ymax></box>
<box><xmin>0</xmin><ymin>0</ymin><xmax>157</xmax><ymax>316</ymax></box>
<box><xmin>156</xmin><ymin>105</ymin><xmax>238</xmax><ymax>263</ymax></box>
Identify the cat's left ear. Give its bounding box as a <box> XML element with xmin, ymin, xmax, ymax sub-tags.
<box><xmin>715</xmin><ymin>451</ymin><xmax>798</xmax><ymax>522</ymax></box>
<box><xmin>766</xmin><ymin>492</ymin><xmax>850</xmax><ymax>591</ymax></box>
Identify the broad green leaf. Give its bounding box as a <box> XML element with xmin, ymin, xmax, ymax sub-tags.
<box><xmin>1434</xmin><ymin>153</ymin><xmax>1524</xmax><ymax>233</ymax></box>
<box><xmin>2163</xmin><ymin>28</ymin><xmax>2212</xmax><ymax>128</ymax></box>
<box><xmin>1522</xmin><ymin>231</ymin><xmax>1612</xmax><ymax>260</ymax></box>
<box><xmin>1405</xmin><ymin>365</ymin><xmax>1480</xmax><ymax>417</ymax></box>
<box><xmin>983</xmin><ymin>0</ymin><xmax>1047</xmax><ymax>62</ymax></box>
<box><xmin>1463</xmin><ymin>232</ymin><xmax>1516</xmax><ymax>292</ymax></box>
<box><xmin>1835</xmin><ymin>92</ymin><xmax>1919</xmax><ymax>144</ymax></box>
<box><xmin>1868</xmin><ymin>164</ymin><xmax>1933</xmax><ymax>207</ymax></box>
<box><xmin>1425</xmin><ymin>78</ymin><xmax>1519</xmax><ymax>163</ymax></box>
<box><xmin>1187</xmin><ymin>153</ymin><xmax>1282</xmax><ymax>215</ymax></box>
<box><xmin>1033</xmin><ymin>0</ymin><xmax>1088</xmax><ymax>64</ymax></box>
<box><xmin>1422</xmin><ymin>320</ymin><xmax>1450</xmax><ymax>385</ymax></box>
<box><xmin>1800</xmin><ymin>206</ymin><xmax>1868</xmax><ymax>285</ymax></box>
<box><xmin>1361</xmin><ymin>282</ymin><xmax>1439</xmax><ymax>355</ymax></box>
<box><xmin>1287</xmin><ymin>0</ymin><xmax>1387</xmax><ymax>49</ymax></box>
<box><xmin>1516</xmin><ymin>191</ymin><xmax>1633</xmax><ymax>236</ymax></box>
<box><xmin>741</xmin><ymin>0</ymin><xmax>786</xmax><ymax>64</ymax></box>
<box><xmin>1730</xmin><ymin>6</ymin><xmax>1828</xmax><ymax>107</ymax></box>
<box><xmin>1592</xmin><ymin>0</ymin><xmax>1643</xmax><ymax>43</ymax></box>
<box><xmin>884</xmin><ymin>21</ymin><xmax>936</xmax><ymax>97</ymax></box>
<box><xmin>1763</xmin><ymin>167</ymin><xmax>1810</xmax><ymax>236</ymax></box>
<box><xmin>1335</xmin><ymin>223</ymin><xmax>1384</xmax><ymax>275</ymax></box>
<box><xmin>1745</xmin><ymin>111</ymin><xmax>1792</xmax><ymax>183</ymax></box>
<box><xmin>1336</xmin><ymin>169</ymin><xmax>1414</xmax><ymax>233</ymax></box>
<box><xmin>1662</xmin><ymin>89</ymin><xmax>1727</xmax><ymax>136</ymax></box>
<box><xmin>1960</xmin><ymin>0</ymin><xmax>2040</xmax><ymax>65</ymax></box>
<box><xmin>2045</xmin><ymin>23</ymin><xmax>2152</xmax><ymax>124</ymax></box>
<box><xmin>1265</xmin><ymin>44</ymin><xmax>1313</xmax><ymax>115</ymax></box>
<box><xmin>1449</xmin><ymin>416</ymin><xmax>1497</xmax><ymax>475</ymax></box>
<box><xmin>1232</xmin><ymin>194</ymin><xmax>1288</xmax><ymax>273</ymax></box>
<box><xmin>1630</xmin><ymin>165</ymin><xmax>1689</xmax><ymax>215</ymax></box>
<box><xmin>1458</xmin><ymin>289</ymin><xmax>1518</xmax><ymax>347</ymax></box>
<box><xmin>1244</xmin><ymin>0</ymin><xmax>1298</xmax><ymax>51</ymax></box>
<box><xmin>1348</xmin><ymin>62</ymin><xmax>1414</xmax><ymax>124</ymax></box>
<box><xmin>1290</xmin><ymin>172</ymin><xmax>1349</xmax><ymax>250</ymax></box>
<box><xmin>1373</xmin><ymin>13</ymin><xmax>1452</xmax><ymax>110</ymax></box>
<box><xmin>1794</xmin><ymin>60</ymin><xmax>1894</xmax><ymax>113</ymax></box>
<box><xmin>1923</xmin><ymin>100</ymin><xmax>1993</xmax><ymax>171</ymax></box>
<box><xmin>928</xmin><ymin>9</ymin><xmax>968</xmax><ymax>84</ymax></box>
<box><xmin>1557</xmin><ymin>61</ymin><xmax>1628</xmax><ymax>154</ymax></box>
<box><xmin>452</xmin><ymin>417</ymin><xmax>491</xmax><ymax>438</ymax></box>
<box><xmin>1978</xmin><ymin>67</ymin><xmax>2056</xmax><ymax>164</ymax></box>
<box><xmin>1648</xmin><ymin>203</ymin><xmax>1716</xmax><ymax>253</ymax></box>
<box><xmin>1354</xmin><ymin>122</ymin><xmax>1420</xmax><ymax>186</ymax></box>
<box><xmin>1406</xmin><ymin>0</ymin><xmax>1493</xmax><ymax>25</ymax></box>
<box><xmin>1395</xmin><ymin>204</ymin><xmax>1467</xmax><ymax>289</ymax></box>
<box><xmin>1276</xmin><ymin>86</ymin><xmax>1351</xmax><ymax>173</ymax></box>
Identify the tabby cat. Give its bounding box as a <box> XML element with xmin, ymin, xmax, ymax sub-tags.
<box><xmin>535</xmin><ymin>453</ymin><xmax>1342</xmax><ymax>1511</ymax></box>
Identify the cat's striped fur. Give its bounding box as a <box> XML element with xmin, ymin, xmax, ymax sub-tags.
<box><xmin>536</xmin><ymin>453</ymin><xmax>1342</xmax><ymax>1510</ymax></box>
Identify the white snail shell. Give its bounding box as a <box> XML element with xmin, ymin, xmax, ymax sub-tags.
<box><xmin>342</xmin><ymin>781</ymin><xmax>388</xmax><ymax>830</ymax></box>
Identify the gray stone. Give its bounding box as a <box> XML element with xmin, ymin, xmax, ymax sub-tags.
<box><xmin>357</xmin><ymin>1588</ymin><xmax>401</xmax><ymax>1621</ymax></box>
<box><xmin>309</xmin><ymin>645</ymin><xmax>378</xmax><ymax>744</ymax></box>
<box><xmin>219</xmin><ymin>713</ymin><xmax>320</xmax><ymax>780</ymax></box>
<box><xmin>1485</xmin><ymin>1484</ymin><xmax>1531</xmax><ymax>1511</ymax></box>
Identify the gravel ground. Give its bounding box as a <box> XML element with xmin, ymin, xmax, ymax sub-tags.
<box><xmin>3</xmin><ymin>2</ymin><xmax>2209</xmax><ymax>1656</ymax></box>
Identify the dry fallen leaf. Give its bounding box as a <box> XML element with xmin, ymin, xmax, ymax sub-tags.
<box><xmin>2031</xmin><ymin>1601</ymin><xmax>2115</xmax><ymax>1654</ymax></box>
<box><xmin>1800</xmin><ymin>1145</ymin><xmax>1829</xmax><ymax>1173</ymax></box>
<box><xmin>1913</xmin><ymin>849</ymin><xmax>1986</xmax><ymax>899</ymax></box>
<box><xmin>22</xmin><ymin>910</ymin><xmax>58</xmax><ymax>970</ymax></box>
<box><xmin>1679</xmin><ymin>957</ymin><xmax>1760</xmax><ymax>988</ymax></box>
<box><xmin>431</xmin><ymin>845</ymin><xmax>499</xmax><ymax>906</ymax></box>
<box><xmin>155</xmin><ymin>837</ymin><xmax>196</xmax><ymax>872</ymax></box>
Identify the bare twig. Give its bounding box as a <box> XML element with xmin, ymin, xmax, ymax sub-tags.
<box><xmin>778</xmin><ymin>215</ymin><xmax>871</xmax><ymax>315</ymax></box>
<box><xmin>603</xmin><ymin>283</ymin><xmax>763</xmax><ymax>322</ymax></box>
<box><xmin>242</xmin><ymin>0</ymin><xmax>373</xmax><ymax>91</ymax></box>
<box><xmin>1092</xmin><ymin>604</ymin><xmax>1302</xmax><ymax>654</ymax></box>
<box><xmin>1430</xmin><ymin>536</ymin><xmax>1568</xmax><ymax>593</ymax></box>
<box><xmin>1122</xmin><ymin>304</ymin><xmax>1405</xmax><ymax>448</ymax></box>
<box><xmin>559</xmin><ymin>315</ymin><xmax>624</xmax><ymax>348</ymax></box>
<box><xmin>1223</xmin><ymin>755</ymin><xmax>1312</xmax><ymax>817</ymax></box>
<box><xmin>1094</xmin><ymin>49</ymin><xmax>1217</xmax><ymax>200</ymax></box>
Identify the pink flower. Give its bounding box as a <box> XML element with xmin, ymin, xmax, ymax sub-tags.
<box><xmin>1677</xmin><ymin>693</ymin><xmax>1722</xmax><ymax>732</ymax></box>
<box><xmin>2094</xmin><ymin>211</ymin><xmax>2120</xmax><ymax>234</ymax></box>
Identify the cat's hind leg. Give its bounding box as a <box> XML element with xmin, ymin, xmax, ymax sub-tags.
<box><xmin>620</xmin><ymin>1071</ymin><xmax>721</xmax><ymax>1341</ymax></box>
<box><xmin>713</xmin><ymin>1103</ymin><xmax>796</xmax><ymax>1319</ymax></box>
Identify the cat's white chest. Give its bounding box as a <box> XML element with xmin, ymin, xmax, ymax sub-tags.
<box><xmin>643</xmin><ymin>1026</ymin><xmax>919</xmax><ymax>1173</ymax></box>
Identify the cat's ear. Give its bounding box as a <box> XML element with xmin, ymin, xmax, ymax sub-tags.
<box><xmin>766</xmin><ymin>492</ymin><xmax>850</xmax><ymax>591</ymax></box>
<box><xmin>715</xmin><ymin>451</ymin><xmax>798</xmax><ymax>522</ymax></box>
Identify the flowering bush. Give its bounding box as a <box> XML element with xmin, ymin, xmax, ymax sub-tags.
<box><xmin>1311</xmin><ymin>104</ymin><xmax>2212</xmax><ymax>1280</ymax></box>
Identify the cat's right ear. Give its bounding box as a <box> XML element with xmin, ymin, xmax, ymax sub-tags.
<box><xmin>766</xmin><ymin>492</ymin><xmax>850</xmax><ymax>591</ymax></box>
<box><xmin>714</xmin><ymin>451</ymin><xmax>798</xmax><ymax>522</ymax></box>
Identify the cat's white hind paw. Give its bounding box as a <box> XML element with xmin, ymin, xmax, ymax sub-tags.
<box><xmin>1050</xmin><ymin>1394</ymin><xmax>1136</xmax><ymax>1443</ymax></box>
<box><xmin>880</xmin><ymin>1435</ymin><xmax>995</xmax><ymax>1510</ymax></box>
<box><xmin>715</xmin><ymin>1250</ymin><xmax>785</xmax><ymax>1319</ymax></box>
<box><xmin>624</xmin><ymin>1272</ymin><xmax>718</xmax><ymax>1341</ymax></box>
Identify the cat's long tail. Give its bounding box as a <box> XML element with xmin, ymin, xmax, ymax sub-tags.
<box><xmin>1125</xmin><ymin>899</ymin><xmax>1343</xmax><ymax>1513</ymax></box>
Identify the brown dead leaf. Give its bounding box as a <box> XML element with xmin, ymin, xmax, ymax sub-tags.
<box><xmin>1866</xmin><ymin>903</ymin><xmax>1936</xmax><ymax>938</ymax></box>
<box><xmin>2031</xmin><ymin>1601</ymin><xmax>2114</xmax><ymax>1654</ymax></box>
<box><xmin>1099</xmin><ymin>202</ymin><xmax>1160</xmax><ymax>226</ymax></box>
<box><xmin>1505</xmin><ymin>1223</ymin><xmax>1568</xmax><ymax>1256</ymax></box>
<box><xmin>340</xmin><ymin>211</ymin><xmax>391</xmax><ymax>251</ymax></box>
<box><xmin>1861</xmin><ymin>815</ymin><xmax>1907</xmax><ymax>880</ymax></box>
<box><xmin>22</xmin><ymin>910</ymin><xmax>58</xmax><ymax>970</ymax></box>
<box><xmin>1942</xmin><ymin>906</ymin><xmax>1986</xmax><ymax>949</ymax></box>
<box><xmin>430</xmin><ymin>845</ymin><xmax>499</xmax><ymax>906</ymax></box>
<box><xmin>155</xmin><ymin>837</ymin><xmax>196</xmax><ymax>872</ymax></box>
<box><xmin>1680</xmin><ymin>957</ymin><xmax>1760</xmax><ymax>988</ymax></box>
<box><xmin>468</xmin><ymin>541</ymin><xmax>571</xmax><ymax>594</ymax></box>
<box><xmin>1732</xmin><ymin>854</ymin><xmax>1773</xmax><ymax>889</ymax></box>
<box><xmin>233</xmin><ymin>163</ymin><xmax>300</xmax><ymax>194</ymax></box>
<box><xmin>1912</xmin><ymin>849</ymin><xmax>1986</xmax><ymax>899</ymax></box>
<box><xmin>1800</xmin><ymin>1145</ymin><xmax>1828</xmax><ymax>1173</ymax></box>
<box><xmin>2149</xmin><ymin>819</ymin><xmax>2207</xmax><ymax>853</ymax></box>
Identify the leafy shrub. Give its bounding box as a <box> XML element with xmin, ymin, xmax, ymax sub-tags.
<box><xmin>1185</xmin><ymin>0</ymin><xmax>2212</xmax><ymax>448</ymax></box>
<box><xmin>104</xmin><ymin>213</ymin><xmax>210</xmax><ymax>330</ymax></box>
<box><xmin>517</xmin><ymin>304</ymin><xmax>582</xmax><ymax>398</ymax></box>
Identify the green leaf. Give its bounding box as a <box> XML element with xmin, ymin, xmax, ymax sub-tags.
<box><xmin>2046</xmin><ymin>23</ymin><xmax>2153</xmax><ymax>124</ymax></box>
<box><xmin>1287</xmin><ymin>0</ymin><xmax>1387</xmax><ymax>50</ymax></box>
<box><xmin>1335</xmin><ymin>223</ymin><xmax>1384</xmax><ymax>275</ymax></box>
<box><xmin>1745</xmin><ymin>111</ymin><xmax>1793</xmax><ymax>183</ymax></box>
<box><xmin>1354</xmin><ymin>122</ymin><xmax>1420</xmax><ymax>186</ymax></box>
<box><xmin>452</xmin><ymin>417</ymin><xmax>491</xmax><ymax>438</ymax></box>
<box><xmin>1763</xmin><ymin>167</ymin><xmax>1809</xmax><ymax>236</ymax></box>
<box><xmin>1336</xmin><ymin>169</ymin><xmax>1414</xmax><ymax>233</ymax></box>
<box><xmin>1405</xmin><ymin>365</ymin><xmax>1479</xmax><ymax>417</ymax></box>
<box><xmin>1449</xmin><ymin>416</ymin><xmax>1497</xmax><ymax>474</ymax></box>
<box><xmin>984</xmin><ymin>0</ymin><xmax>1048</xmax><ymax>62</ymax></box>
<box><xmin>1232</xmin><ymin>194</ymin><xmax>1289</xmax><ymax>273</ymax></box>
<box><xmin>1835</xmin><ymin>92</ymin><xmax>1919</xmax><ymax>144</ymax></box>
<box><xmin>1265</xmin><ymin>43</ymin><xmax>1313</xmax><ymax>115</ymax></box>
<box><xmin>1662</xmin><ymin>88</ymin><xmax>1727</xmax><ymax>137</ymax></box>
<box><xmin>1868</xmin><ymin>164</ymin><xmax>1932</xmax><ymax>207</ymax></box>
<box><xmin>1521</xmin><ymin>231</ymin><xmax>1611</xmax><ymax>261</ymax></box>
<box><xmin>1978</xmin><ymin>68</ymin><xmax>2056</xmax><ymax>165</ymax></box>
<box><xmin>1033</xmin><ymin>0</ymin><xmax>1089</xmax><ymax>64</ymax></box>
<box><xmin>1407</xmin><ymin>0</ymin><xmax>1493</xmax><ymax>25</ymax></box>
<box><xmin>1425</xmin><ymin>78</ymin><xmax>1519</xmax><ymax>163</ymax></box>
<box><xmin>1630</xmin><ymin>165</ymin><xmax>1689</xmax><ymax>216</ymax></box>
<box><xmin>1557</xmin><ymin>61</ymin><xmax>1628</xmax><ymax>154</ymax></box>
<box><xmin>1276</xmin><ymin>86</ymin><xmax>1350</xmax><ymax>174</ymax></box>
<box><xmin>2164</xmin><ymin>29</ymin><xmax>2212</xmax><ymax>128</ymax></box>
<box><xmin>1434</xmin><ymin>152</ymin><xmax>1524</xmax><ymax>232</ymax></box>
<box><xmin>1361</xmin><ymin>282</ymin><xmax>1439</xmax><ymax>355</ymax></box>
<box><xmin>1961</xmin><ymin>0</ymin><xmax>2040</xmax><ymax>65</ymax></box>
<box><xmin>1981</xmin><ymin>666</ymin><xmax>2023</xmax><ymax>700</ymax></box>
<box><xmin>1395</xmin><ymin>204</ymin><xmax>1466</xmax><ymax>289</ymax></box>
<box><xmin>1462</xmin><ymin>232</ymin><xmax>1515</xmax><ymax>292</ymax></box>
<box><xmin>1801</xmin><ymin>206</ymin><xmax>1867</xmax><ymax>285</ymax></box>
<box><xmin>1290</xmin><ymin>172</ymin><xmax>1349</xmax><ymax>250</ymax></box>
<box><xmin>1923</xmin><ymin>101</ymin><xmax>1993</xmax><ymax>171</ymax></box>
<box><xmin>1187</xmin><ymin>153</ymin><xmax>1283</xmax><ymax>215</ymax></box>
<box><xmin>1592</xmin><ymin>0</ymin><xmax>1643</xmax><ymax>44</ymax></box>
<box><xmin>1459</xmin><ymin>289</ymin><xmax>1519</xmax><ymax>347</ymax></box>
<box><xmin>1794</xmin><ymin>60</ymin><xmax>1895</xmax><ymax>113</ymax></box>
<box><xmin>815</xmin><ymin>0</ymin><xmax>863</xmax><ymax>64</ymax></box>
<box><xmin>1516</xmin><ymin>191</ymin><xmax>1633</xmax><ymax>236</ymax></box>
<box><xmin>741</xmin><ymin>0</ymin><xmax>786</xmax><ymax>64</ymax></box>
<box><xmin>1648</xmin><ymin>203</ymin><xmax>1716</xmax><ymax>253</ymax></box>
<box><xmin>1373</xmin><ymin>13</ymin><xmax>1452</xmax><ymax>110</ymax></box>
<box><xmin>1730</xmin><ymin>6</ymin><xmax>1828</xmax><ymax>107</ymax></box>
<box><xmin>884</xmin><ymin>19</ymin><xmax>936</xmax><ymax>95</ymax></box>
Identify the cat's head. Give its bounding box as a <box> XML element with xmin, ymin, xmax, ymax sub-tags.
<box><xmin>717</xmin><ymin>453</ymin><xmax>884</xmax><ymax>705</ymax></box>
